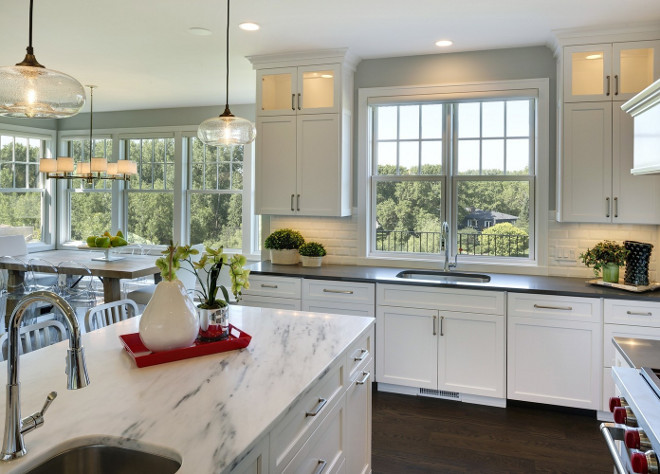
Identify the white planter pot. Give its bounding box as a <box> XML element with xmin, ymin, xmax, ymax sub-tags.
<box><xmin>270</xmin><ymin>249</ymin><xmax>299</xmax><ymax>265</ymax></box>
<box><xmin>300</xmin><ymin>256</ymin><xmax>323</xmax><ymax>267</ymax></box>
<box><xmin>139</xmin><ymin>279</ymin><xmax>199</xmax><ymax>352</ymax></box>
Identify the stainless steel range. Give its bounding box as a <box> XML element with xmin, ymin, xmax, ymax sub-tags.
<box><xmin>601</xmin><ymin>338</ymin><xmax>660</xmax><ymax>474</ymax></box>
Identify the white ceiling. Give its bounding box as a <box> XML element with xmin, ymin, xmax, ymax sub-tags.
<box><xmin>2</xmin><ymin>0</ymin><xmax>660</xmax><ymax>113</ymax></box>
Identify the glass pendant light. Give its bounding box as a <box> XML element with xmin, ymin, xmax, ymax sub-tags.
<box><xmin>0</xmin><ymin>0</ymin><xmax>85</xmax><ymax>119</ymax></box>
<box><xmin>197</xmin><ymin>0</ymin><xmax>256</xmax><ymax>146</ymax></box>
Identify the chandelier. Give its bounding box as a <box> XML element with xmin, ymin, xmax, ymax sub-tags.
<box><xmin>39</xmin><ymin>85</ymin><xmax>137</xmax><ymax>183</ymax></box>
<box><xmin>197</xmin><ymin>0</ymin><xmax>256</xmax><ymax>146</ymax></box>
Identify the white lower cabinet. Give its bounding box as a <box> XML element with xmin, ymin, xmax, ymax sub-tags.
<box><xmin>376</xmin><ymin>284</ymin><xmax>505</xmax><ymax>401</ymax></box>
<box><xmin>507</xmin><ymin>293</ymin><xmax>602</xmax><ymax>409</ymax></box>
<box><xmin>241</xmin><ymin>275</ymin><xmax>302</xmax><ymax>310</ymax></box>
<box><xmin>345</xmin><ymin>360</ymin><xmax>373</xmax><ymax>474</ymax></box>
<box><xmin>301</xmin><ymin>280</ymin><xmax>375</xmax><ymax>317</ymax></box>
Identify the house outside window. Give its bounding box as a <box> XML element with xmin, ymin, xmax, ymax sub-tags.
<box><xmin>0</xmin><ymin>133</ymin><xmax>50</xmax><ymax>243</ymax></box>
<box><xmin>360</xmin><ymin>80</ymin><xmax>548</xmax><ymax>265</ymax></box>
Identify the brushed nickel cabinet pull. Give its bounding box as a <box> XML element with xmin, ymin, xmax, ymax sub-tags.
<box><xmin>353</xmin><ymin>349</ymin><xmax>368</xmax><ymax>361</ymax></box>
<box><xmin>296</xmin><ymin>194</ymin><xmax>300</xmax><ymax>211</ymax></box>
<box><xmin>313</xmin><ymin>459</ymin><xmax>327</xmax><ymax>474</ymax></box>
<box><xmin>432</xmin><ymin>315</ymin><xmax>437</xmax><ymax>336</ymax></box>
<box><xmin>614</xmin><ymin>75</ymin><xmax>619</xmax><ymax>96</ymax></box>
<box><xmin>627</xmin><ymin>310</ymin><xmax>652</xmax><ymax>316</ymax></box>
<box><xmin>614</xmin><ymin>197</ymin><xmax>618</xmax><ymax>218</ymax></box>
<box><xmin>440</xmin><ymin>315</ymin><xmax>444</xmax><ymax>336</ymax></box>
<box><xmin>291</xmin><ymin>93</ymin><xmax>295</xmax><ymax>111</ymax></box>
<box><xmin>305</xmin><ymin>398</ymin><xmax>327</xmax><ymax>417</ymax></box>
<box><xmin>606</xmin><ymin>75</ymin><xmax>611</xmax><ymax>96</ymax></box>
<box><xmin>290</xmin><ymin>194</ymin><xmax>295</xmax><ymax>211</ymax></box>
<box><xmin>606</xmin><ymin>197</ymin><xmax>610</xmax><ymax>218</ymax></box>
<box><xmin>323</xmin><ymin>288</ymin><xmax>354</xmax><ymax>294</ymax></box>
<box><xmin>356</xmin><ymin>371</ymin><xmax>371</xmax><ymax>385</ymax></box>
<box><xmin>297</xmin><ymin>93</ymin><xmax>302</xmax><ymax>110</ymax></box>
<box><xmin>261</xmin><ymin>283</ymin><xmax>278</xmax><ymax>288</ymax></box>
<box><xmin>534</xmin><ymin>304</ymin><xmax>573</xmax><ymax>311</ymax></box>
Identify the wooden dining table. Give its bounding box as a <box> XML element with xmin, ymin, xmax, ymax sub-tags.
<box><xmin>0</xmin><ymin>248</ymin><xmax>160</xmax><ymax>323</ymax></box>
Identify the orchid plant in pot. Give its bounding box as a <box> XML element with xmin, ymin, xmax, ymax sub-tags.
<box><xmin>184</xmin><ymin>245</ymin><xmax>250</xmax><ymax>341</ymax></box>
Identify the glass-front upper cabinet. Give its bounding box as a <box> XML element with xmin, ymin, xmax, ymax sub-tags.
<box><xmin>257</xmin><ymin>64</ymin><xmax>340</xmax><ymax>116</ymax></box>
<box><xmin>564</xmin><ymin>41</ymin><xmax>660</xmax><ymax>102</ymax></box>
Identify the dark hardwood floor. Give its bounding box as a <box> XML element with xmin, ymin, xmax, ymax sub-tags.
<box><xmin>372</xmin><ymin>389</ymin><xmax>614</xmax><ymax>473</ymax></box>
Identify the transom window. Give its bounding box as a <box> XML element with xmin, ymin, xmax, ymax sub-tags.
<box><xmin>370</xmin><ymin>95</ymin><xmax>535</xmax><ymax>261</ymax></box>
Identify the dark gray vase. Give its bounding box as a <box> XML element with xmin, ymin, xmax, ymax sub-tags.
<box><xmin>624</xmin><ymin>241</ymin><xmax>654</xmax><ymax>286</ymax></box>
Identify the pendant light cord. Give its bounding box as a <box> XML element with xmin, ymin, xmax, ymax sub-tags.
<box><xmin>221</xmin><ymin>0</ymin><xmax>233</xmax><ymax>117</ymax></box>
<box><xmin>28</xmin><ymin>0</ymin><xmax>34</xmax><ymax>53</ymax></box>
<box><xmin>88</xmin><ymin>86</ymin><xmax>94</xmax><ymax>161</ymax></box>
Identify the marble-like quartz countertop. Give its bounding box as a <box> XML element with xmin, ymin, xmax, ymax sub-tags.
<box><xmin>0</xmin><ymin>306</ymin><xmax>374</xmax><ymax>473</ymax></box>
<box><xmin>247</xmin><ymin>262</ymin><xmax>660</xmax><ymax>301</ymax></box>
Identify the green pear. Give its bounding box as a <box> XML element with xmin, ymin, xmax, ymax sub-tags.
<box><xmin>86</xmin><ymin>236</ymin><xmax>97</xmax><ymax>247</ymax></box>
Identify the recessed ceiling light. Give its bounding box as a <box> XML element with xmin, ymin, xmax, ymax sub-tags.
<box><xmin>586</xmin><ymin>54</ymin><xmax>602</xmax><ymax>60</ymax></box>
<box><xmin>239</xmin><ymin>22</ymin><xmax>260</xmax><ymax>31</ymax></box>
<box><xmin>188</xmin><ymin>27</ymin><xmax>212</xmax><ymax>36</ymax></box>
<box><xmin>435</xmin><ymin>40</ymin><xmax>453</xmax><ymax>48</ymax></box>
<box><xmin>321</xmin><ymin>74</ymin><xmax>334</xmax><ymax>79</ymax></box>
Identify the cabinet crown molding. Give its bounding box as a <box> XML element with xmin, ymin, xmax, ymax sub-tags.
<box><xmin>550</xmin><ymin>21</ymin><xmax>660</xmax><ymax>55</ymax></box>
<box><xmin>247</xmin><ymin>48</ymin><xmax>360</xmax><ymax>71</ymax></box>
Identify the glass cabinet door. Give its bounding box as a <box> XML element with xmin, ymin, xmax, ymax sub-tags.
<box><xmin>257</xmin><ymin>67</ymin><xmax>297</xmax><ymax>115</ymax></box>
<box><xmin>614</xmin><ymin>41</ymin><xmax>660</xmax><ymax>101</ymax></box>
<box><xmin>563</xmin><ymin>44</ymin><xmax>612</xmax><ymax>102</ymax></box>
<box><xmin>297</xmin><ymin>64</ymin><xmax>340</xmax><ymax>114</ymax></box>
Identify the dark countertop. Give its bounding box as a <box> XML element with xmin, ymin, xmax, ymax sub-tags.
<box><xmin>613</xmin><ymin>337</ymin><xmax>660</xmax><ymax>368</ymax></box>
<box><xmin>246</xmin><ymin>262</ymin><xmax>660</xmax><ymax>301</ymax></box>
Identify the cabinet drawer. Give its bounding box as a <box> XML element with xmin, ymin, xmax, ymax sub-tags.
<box><xmin>346</xmin><ymin>326</ymin><xmax>374</xmax><ymax>380</ymax></box>
<box><xmin>270</xmin><ymin>360</ymin><xmax>344</xmax><ymax>472</ymax></box>
<box><xmin>377</xmin><ymin>283</ymin><xmax>504</xmax><ymax>315</ymax></box>
<box><xmin>241</xmin><ymin>295</ymin><xmax>302</xmax><ymax>311</ymax></box>
<box><xmin>604</xmin><ymin>299</ymin><xmax>660</xmax><ymax>327</ymax></box>
<box><xmin>302</xmin><ymin>300</ymin><xmax>374</xmax><ymax>317</ymax></box>
<box><xmin>243</xmin><ymin>275</ymin><xmax>301</xmax><ymax>299</ymax></box>
<box><xmin>508</xmin><ymin>293</ymin><xmax>601</xmax><ymax>323</ymax></box>
<box><xmin>281</xmin><ymin>400</ymin><xmax>345</xmax><ymax>474</ymax></box>
<box><xmin>303</xmin><ymin>280</ymin><xmax>374</xmax><ymax>305</ymax></box>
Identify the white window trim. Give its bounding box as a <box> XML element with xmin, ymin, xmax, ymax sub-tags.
<box><xmin>357</xmin><ymin>79</ymin><xmax>549</xmax><ymax>273</ymax></box>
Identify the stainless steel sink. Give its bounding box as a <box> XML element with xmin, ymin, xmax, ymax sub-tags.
<box><xmin>396</xmin><ymin>270</ymin><xmax>491</xmax><ymax>284</ymax></box>
<box><xmin>24</xmin><ymin>443</ymin><xmax>181</xmax><ymax>474</ymax></box>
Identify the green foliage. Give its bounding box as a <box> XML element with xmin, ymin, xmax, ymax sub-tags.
<box><xmin>580</xmin><ymin>240</ymin><xmax>629</xmax><ymax>276</ymax></box>
<box><xmin>299</xmin><ymin>242</ymin><xmax>327</xmax><ymax>257</ymax></box>
<box><xmin>264</xmin><ymin>229</ymin><xmax>305</xmax><ymax>250</ymax></box>
<box><xmin>188</xmin><ymin>245</ymin><xmax>250</xmax><ymax>308</ymax></box>
<box><xmin>480</xmin><ymin>223</ymin><xmax>529</xmax><ymax>257</ymax></box>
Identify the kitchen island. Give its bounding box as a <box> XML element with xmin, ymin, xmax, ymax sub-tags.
<box><xmin>0</xmin><ymin>305</ymin><xmax>374</xmax><ymax>473</ymax></box>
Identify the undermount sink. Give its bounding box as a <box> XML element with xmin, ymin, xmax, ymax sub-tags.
<box><xmin>24</xmin><ymin>442</ymin><xmax>181</xmax><ymax>474</ymax></box>
<box><xmin>396</xmin><ymin>270</ymin><xmax>491</xmax><ymax>284</ymax></box>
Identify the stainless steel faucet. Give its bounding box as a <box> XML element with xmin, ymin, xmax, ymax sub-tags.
<box><xmin>1</xmin><ymin>290</ymin><xmax>90</xmax><ymax>461</ymax></box>
<box><xmin>441</xmin><ymin>221</ymin><xmax>457</xmax><ymax>272</ymax></box>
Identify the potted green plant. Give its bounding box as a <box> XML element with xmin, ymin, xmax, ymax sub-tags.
<box><xmin>264</xmin><ymin>228</ymin><xmax>305</xmax><ymax>265</ymax></box>
<box><xmin>579</xmin><ymin>240</ymin><xmax>629</xmax><ymax>283</ymax></box>
<box><xmin>183</xmin><ymin>245</ymin><xmax>250</xmax><ymax>341</ymax></box>
<box><xmin>298</xmin><ymin>241</ymin><xmax>327</xmax><ymax>267</ymax></box>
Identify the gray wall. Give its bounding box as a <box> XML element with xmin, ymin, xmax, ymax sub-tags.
<box><xmin>354</xmin><ymin>45</ymin><xmax>557</xmax><ymax>208</ymax></box>
<box><xmin>0</xmin><ymin>117</ymin><xmax>57</xmax><ymax>130</ymax></box>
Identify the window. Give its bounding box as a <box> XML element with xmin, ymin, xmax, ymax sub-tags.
<box><xmin>124</xmin><ymin>136</ymin><xmax>175</xmax><ymax>245</ymax></box>
<box><xmin>188</xmin><ymin>137</ymin><xmax>244</xmax><ymax>249</ymax></box>
<box><xmin>64</xmin><ymin>137</ymin><xmax>113</xmax><ymax>241</ymax></box>
<box><xmin>362</xmin><ymin>80</ymin><xmax>546</xmax><ymax>264</ymax></box>
<box><xmin>0</xmin><ymin>133</ymin><xmax>48</xmax><ymax>242</ymax></box>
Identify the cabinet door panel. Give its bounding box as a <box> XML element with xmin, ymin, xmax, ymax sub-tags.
<box><xmin>257</xmin><ymin>67</ymin><xmax>297</xmax><ymax>116</ymax></box>
<box><xmin>255</xmin><ymin>116</ymin><xmax>298</xmax><ymax>214</ymax></box>
<box><xmin>560</xmin><ymin>102</ymin><xmax>612</xmax><ymax>222</ymax></box>
<box><xmin>563</xmin><ymin>44</ymin><xmax>612</xmax><ymax>102</ymax></box>
<box><xmin>613</xmin><ymin>41</ymin><xmax>660</xmax><ymax>101</ymax></box>
<box><xmin>298</xmin><ymin>64</ymin><xmax>341</xmax><ymax>114</ymax></box>
<box><xmin>508</xmin><ymin>317</ymin><xmax>601</xmax><ymax>409</ymax></box>
<box><xmin>297</xmin><ymin>114</ymin><xmax>341</xmax><ymax>216</ymax></box>
<box><xmin>438</xmin><ymin>312</ymin><xmax>505</xmax><ymax>398</ymax></box>
<box><xmin>376</xmin><ymin>306</ymin><xmax>438</xmax><ymax>389</ymax></box>
<box><xmin>345</xmin><ymin>360</ymin><xmax>373</xmax><ymax>474</ymax></box>
<box><xmin>612</xmin><ymin>103</ymin><xmax>660</xmax><ymax>224</ymax></box>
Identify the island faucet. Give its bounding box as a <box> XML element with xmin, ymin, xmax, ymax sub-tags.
<box><xmin>441</xmin><ymin>221</ymin><xmax>457</xmax><ymax>272</ymax></box>
<box><xmin>1</xmin><ymin>290</ymin><xmax>90</xmax><ymax>461</ymax></box>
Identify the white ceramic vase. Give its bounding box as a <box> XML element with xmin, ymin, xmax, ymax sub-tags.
<box><xmin>139</xmin><ymin>279</ymin><xmax>199</xmax><ymax>352</ymax></box>
<box><xmin>270</xmin><ymin>249</ymin><xmax>300</xmax><ymax>265</ymax></box>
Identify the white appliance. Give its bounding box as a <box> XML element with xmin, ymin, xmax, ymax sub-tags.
<box><xmin>622</xmin><ymin>78</ymin><xmax>660</xmax><ymax>175</ymax></box>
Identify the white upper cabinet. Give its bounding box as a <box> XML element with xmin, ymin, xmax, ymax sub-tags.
<box><xmin>257</xmin><ymin>64</ymin><xmax>341</xmax><ymax>116</ymax></box>
<box><xmin>563</xmin><ymin>41</ymin><xmax>660</xmax><ymax>102</ymax></box>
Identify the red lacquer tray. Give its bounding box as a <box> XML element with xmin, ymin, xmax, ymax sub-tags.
<box><xmin>119</xmin><ymin>324</ymin><xmax>251</xmax><ymax>368</ymax></box>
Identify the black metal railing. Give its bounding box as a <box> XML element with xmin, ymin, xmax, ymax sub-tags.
<box><xmin>375</xmin><ymin>229</ymin><xmax>529</xmax><ymax>257</ymax></box>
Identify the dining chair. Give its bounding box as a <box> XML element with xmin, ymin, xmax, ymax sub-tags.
<box><xmin>0</xmin><ymin>319</ymin><xmax>68</xmax><ymax>361</ymax></box>
<box><xmin>84</xmin><ymin>298</ymin><xmax>139</xmax><ymax>332</ymax></box>
<box><xmin>56</xmin><ymin>260</ymin><xmax>99</xmax><ymax>320</ymax></box>
<box><xmin>26</xmin><ymin>258</ymin><xmax>59</xmax><ymax>293</ymax></box>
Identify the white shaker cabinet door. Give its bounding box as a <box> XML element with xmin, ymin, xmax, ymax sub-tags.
<box><xmin>376</xmin><ymin>305</ymin><xmax>438</xmax><ymax>389</ymax></box>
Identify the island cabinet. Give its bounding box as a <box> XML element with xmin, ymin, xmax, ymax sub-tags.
<box><xmin>601</xmin><ymin>299</ymin><xmax>660</xmax><ymax>413</ymax></box>
<box><xmin>507</xmin><ymin>293</ymin><xmax>602</xmax><ymax>410</ymax></box>
<box><xmin>555</xmin><ymin>30</ymin><xmax>660</xmax><ymax>224</ymax></box>
<box><xmin>241</xmin><ymin>275</ymin><xmax>302</xmax><ymax>310</ymax></box>
<box><xmin>376</xmin><ymin>284</ymin><xmax>505</xmax><ymax>404</ymax></box>
<box><xmin>248</xmin><ymin>49</ymin><xmax>358</xmax><ymax>217</ymax></box>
